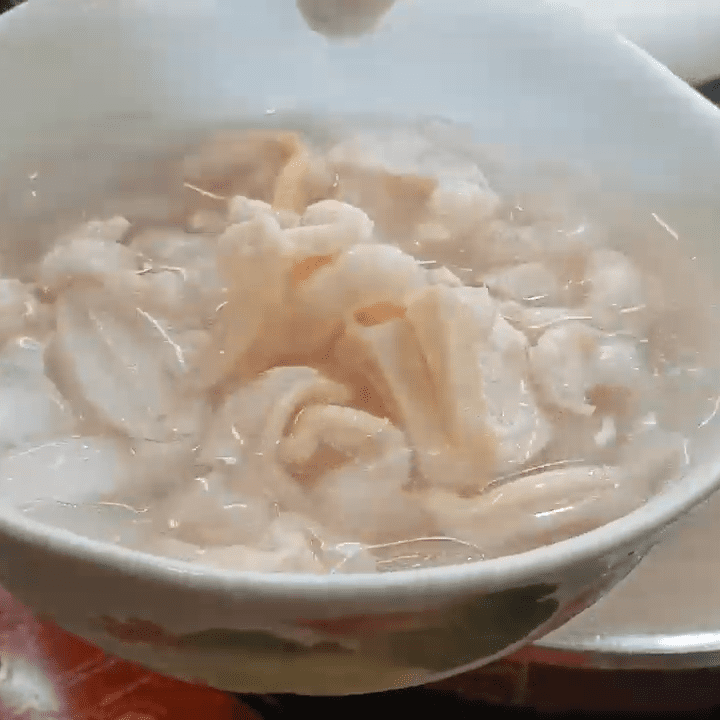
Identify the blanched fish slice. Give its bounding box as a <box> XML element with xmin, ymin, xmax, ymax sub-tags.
<box><xmin>311</xmin><ymin>444</ymin><xmax>428</xmax><ymax>544</ymax></box>
<box><xmin>201</xmin><ymin>366</ymin><xmax>351</xmax><ymax>507</ymax></box>
<box><xmin>227</xmin><ymin>195</ymin><xmax>300</xmax><ymax>230</ymax></box>
<box><xmin>406</xmin><ymin>285</ymin><xmax>496</xmax><ymax>438</ymax></box>
<box><xmin>203</xmin><ymin>366</ymin><xmax>352</xmax><ymax>465</ymax></box>
<box><xmin>39</xmin><ymin>237</ymin><xmax>139</xmax><ymax>294</ymax></box>
<box><xmin>285</xmin><ymin>199</ymin><xmax>376</xmax><ymax>261</ymax></box>
<box><xmin>406</xmin><ymin>284</ymin><xmax>550</xmax><ymax>479</ymax></box>
<box><xmin>479</xmin><ymin>315</ymin><xmax>551</xmax><ymax>470</ymax></box>
<box><xmin>182</xmin><ymin>130</ymin><xmax>303</xmax><ymax>206</ymax></box>
<box><xmin>284</xmin><ymin>224</ymin><xmax>362</xmax><ymax>267</ymax></box>
<box><xmin>49</xmin><ymin>290</ymin><xmax>201</xmax><ymax>442</ymax></box>
<box><xmin>227</xmin><ymin>195</ymin><xmax>274</xmax><ymax>224</ymax></box>
<box><xmin>341</xmin><ymin>316</ymin><xmax>476</xmax><ymax>488</ymax></box>
<box><xmin>474</xmin><ymin>219</ymin><xmax>584</xmax><ymax>271</ymax></box>
<box><xmin>278</xmin><ymin>402</ymin><xmax>424</xmax><ymax>543</ymax></box>
<box><xmin>161</xmin><ymin>474</ymin><xmax>276</xmax><ymax>547</ymax></box>
<box><xmin>328</xmin><ymin>131</ymin><xmax>480</xmax><ymax>238</ymax></box>
<box><xmin>59</xmin><ymin>216</ymin><xmax>130</xmax><ymax>245</ymax></box>
<box><xmin>299</xmin><ymin>243</ymin><xmax>427</xmax><ymax>320</ymax></box>
<box><xmin>584</xmin><ymin>248</ymin><xmax>648</xmax><ymax>334</ymax></box>
<box><xmin>0</xmin><ymin>436</ymin><xmax>130</xmax><ymax>508</ymax></box>
<box><xmin>328</xmin><ymin>130</ymin><xmax>491</xmax><ymax>188</ymax></box>
<box><xmin>302</xmin><ymin>199</ymin><xmax>374</xmax><ymax>236</ymax></box>
<box><xmin>21</xmin><ymin>498</ymin><xmax>150</xmax><ymax>547</ymax></box>
<box><xmin>200</xmin><ymin>214</ymin><xmax>295</xmax><ymax>386</ymax></box>
<box><xmin>499</xmin><ymin>300</ymin><xmax>590</xmax><ymax>341</ymax></box>
<box><xmin>529</xmin><ymin>321</ymin><xmax>647</xmax><ymax>416</ymax></box>
<box><xmin>428</xmin><ymin>179</ymin><xmax>500</xmax><ymax>236</ymax></box>
<box><xmin>423</xmin><ymin>463</ymin><xmax>660</xmax><ymax>557</ymax></box>
<box><xmin>405</xmin><ymin>285</ymin><xmax>499</xmax><ymax>481</ymax></box>
<box><xmin>130</xmin><ymin>229</ymin><xmax>223</xmax><ymax>323</ymax></box>
<box><xmin>280</xmin><ymin>404</ymin><xmax>397</xmax><ymax>466</ymax></box>
<box><xmin>290</xmin><ymin>199</ymin><xmax>375</xmax><ymax>258</ymax></box>
<box><xmin>193</xmin><ymin>540</ymin><xmax>325</xmax><ymax>573</ymax></box>
<box><xmin>271</xmin><ymin>143</ymin><xmax>338</xmax><ymax>215</ymax></box>
<box><xmin>483</xmin><ymin>262</ymin><xmax>563</xmax><ymax>305</ymax></box>
<box><xmin>414</xmin><ymin>179</ymin><xmax>500</xmax><ymax>251</ymax></box>
<box><xmin>0</xmin><ymin>385</ymin><xmax>71</xmax><ymax>451</ymax></box>
<box><xmin>131</xmin><ymin>228</ymin><xmax>214</xmax><ymax>268</ymax></box>
<box><xmin>426</xmin><ymin>266</ymin><xmax>464</xmax><ymax>287</ymax></box>
<box><xmin>156</xmin><ymin>513</ymin><xmax>325</xmax><ymax>572</ymax></box>
<box><xmin>0</xmin><ymin>279</ymin><xmax>40</xmax><ymax>341</ymax></box>
<box><xmin>338</xmin><ymin>315</ymin><xmax>485</xmax><ymax>490</ymax></box>
<box><xmin>339</xmin><ymin>318</ymin><xmax>438</xmax><ymax>441</ymax></box>
<box><xmin>0</xmin><ymin>337</ymin><xmax>73</xmax><ymax>449</ymax></box>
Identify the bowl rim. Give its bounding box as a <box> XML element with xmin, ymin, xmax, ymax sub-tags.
<box><xmin>1</xmin><ymin>0</ymin><xmax>720</xmax><ymax>603</ymax></box>
<box><xmin>0</xmin><ymin>455</ymin><xmax>718</xmax><ymax>603</ymax></box>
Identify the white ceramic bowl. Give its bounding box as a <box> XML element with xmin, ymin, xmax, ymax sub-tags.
<box><xmin>555</xmin><ymin>0</ymin><xmax>720</xmax><ymax>85</ymax></box>
<box><xmin>1</xmin><ymin>0</ymin><xmax>720</xmax><ymax>696</ymax></box>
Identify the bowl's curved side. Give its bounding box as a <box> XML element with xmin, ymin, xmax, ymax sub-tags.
<box><xmin>0</xmin><ymin>528</ymin><xmax>654</xmax><ymax>694</ymax></box>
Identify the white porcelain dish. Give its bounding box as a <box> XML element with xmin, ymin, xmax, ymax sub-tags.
<box><xmin>0</xmin><ymin>0</ymin><xmax>720</xmax><ymax>696</ymax></box>
<box><xmin>556</xmin><ymin>0</ymin><xmax>720</xmax><ymax>85</ymax></box>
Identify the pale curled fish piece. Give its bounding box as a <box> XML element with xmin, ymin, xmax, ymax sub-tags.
<box><xmin>499</xmin><ymin>300</ymin><xmax>589</xmax><ymax>341</ymax></box>
<box><xmin>39</xmin><ymin>237</ymin><xmax>139</xmax><ymax>295</ymax></box>
<box><xmin>412</xmin><ymin>179</ymin><xmax>500</xmax><ymax>252</ymax></box>
<box><xmin>584</xmin><ymin>248</ymin><xmax>648</xmax><ymax>334</ymax></box>
<box><xmin>329</xmin><ymin>130</ymin><xmax>453</xmax><ymax>237</ymax></box>
<box><xmin>227</xmin><ymin>195</ymin><xmax>276</xmax><ymax>224</ymax></box>
<box><xmin>153</xmin><ymin>533</ymin><xmax>325</xmax><ymax>573</ymax></box>
<box><xmin>310</xmin><ymin>444</ymin><xmax>426</xmax><ymax>544</ymax></box>
<box><xmin>176</xmin><ymin>510</ymin><xmax>332</xmax><ymax>573</ymax></box>
<box><xmin>335</xmin><ymin>317</ymin><xmax>451</xmax><ymax>472</ymax></box>
<box><xmin>159</xmin><ymin>473</ymin><xmax>276</xmax><ymax>547</ymax></box>
<box><xmin>48</xmin><ymin>289</ymin><xmax>204</xmax><ymax>443</ymax></box>
<box><xmin>58</xmin><ymin>216</ymin><xmax>131</xmax><ymax>245</ymax></box>
<box><xmin>130</xmin><ymin>229</ymin><xmax>223</xmax><ymax>323</ymax></box>
<box><xmin>200</xmin><ymin>366</ymin><xmax>352</xmax><ymax>508</ymax></box>
<box><xmin>413</xmin><ymin>179</ymin><xmax>500</xmax><ymax>248</ymax></box>
<box><xmin>0</xmin><ymin>337</ymin><xmax>73</xmax><ymax>450</ymax></box>
<box><xmin>529</xmin><ymin>321</ymin><xmax>648</xmax><ymax>416</ymax></box>
<box><xmin>271</xmin><ymin>141</ymin><xmax>338</xmax><ymax>215</ymax></box>
<box><xmin>0</xmin><ymin>279</ymin><xmax>42</xmax><ymax>341</ymax></box>
<box><xmin>228</xmin><ymin>194</ymin><xmax>303</xmax><ymax>230</ymax></box>
<box><xmin>298</xmin><ymin>242</ymin><xmax>427</xmax><ymax>323</ymax></box>
<box><xmin>279</xmin><ymin>403</ymin><xmax>426</xmax><ymax>543</ymax></box>
<box><xmin>283</xmin><ymin>199</ymin><xmax>375</xmax><ymax>257</ymax></box>
<box><xmin>182</xmin><ymin>130</ymin><xmax>304</xmax><ymax>206</ymax></box>
<box><xmin>337</xmin><ymin>314</ymin><xmax>494</xmax><ymax>492</ymax></box>
<box><xmin>0</xmin><ymin>436</ymin><xmax>131</xmax><ymax>508</ymax></box>
<box><xmin>478</xmin><ymin>314</ymin><xmax>552</xmax><ymax>470</ymax></box>
<box><xmin>280</xmin><ymin>404</ymin><xmax>398</xmax><ymax>466</ymax></box>
<box><xmin>422</xmin><ymin>462</ymin><xmax>665</xmax><ymax>557</ymax></box>
<box><xmin>301</xmin><ymin>199</ymin><xmax>374</xmax><ymax>235</ymax></box>
<box><xmin>406</xmin><ymin>284</ymin><xmax>549</xmax><ymax>480</ymax></box>
<box><xmin>482</xmin><ymin>261</ymin><xmax>564</xmax><ymax>305</ymax></box>
<box><xmin>199</xmin><ymin>213</ymin><xmax>295</xmax><ymax>386</ymax></box>
<box><xmin>328</xmin><ymin>129</ymin><xmax>492</xmax><ymax>189</ymax></box>
<box><xmin>426</xmin><ymin>266</ymin><xmax>464</xmax><ymax>287</ymax></box>
<box><xmin>428</xmin><ymin>179</ymin><xmax>500</xmax><ymax>235</ymax></box>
